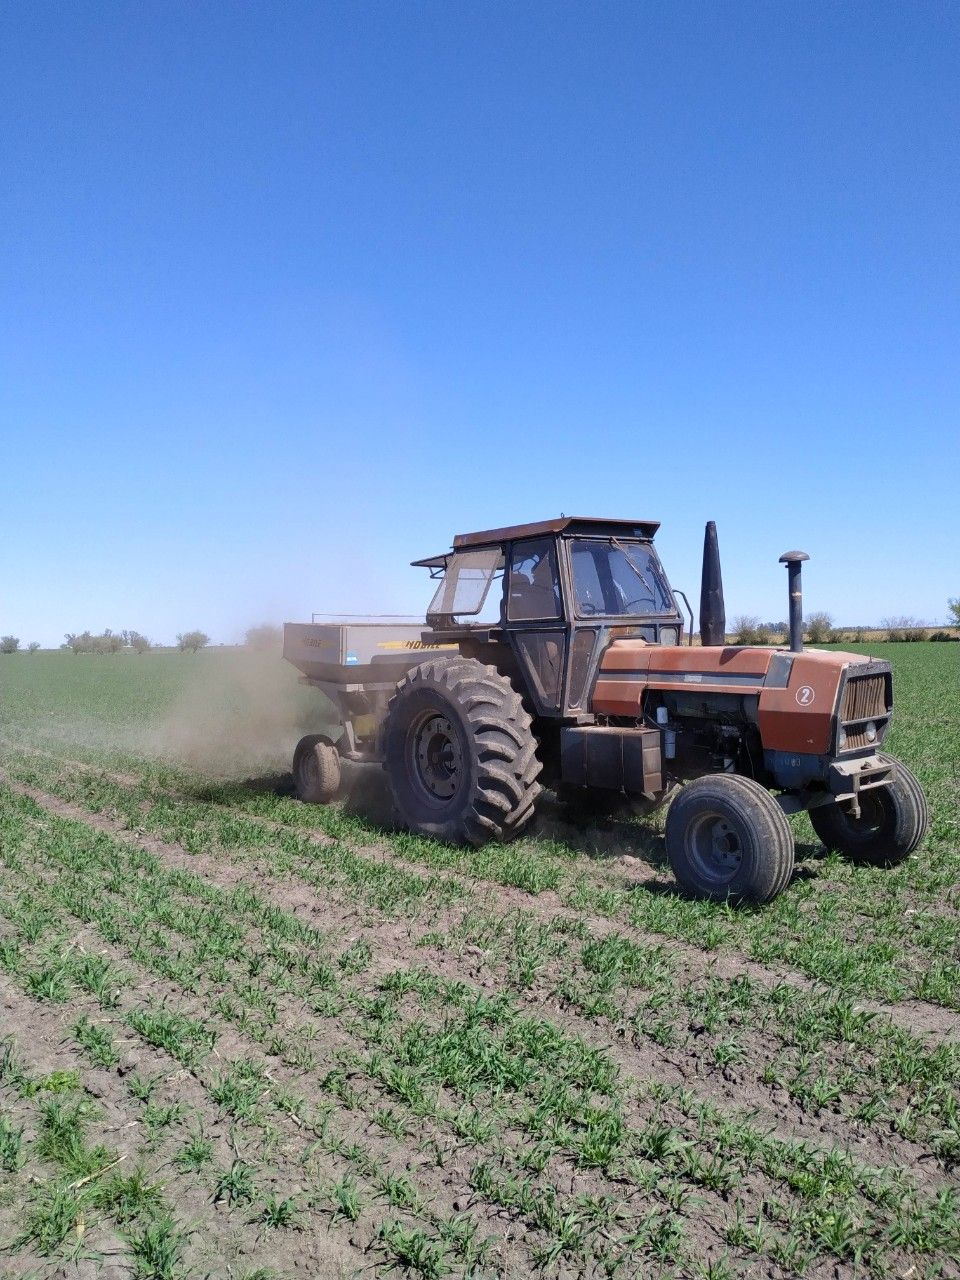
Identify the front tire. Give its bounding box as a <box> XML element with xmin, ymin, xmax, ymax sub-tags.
<box><xmin>665</xmin><ymin>774</ymin><xmax>795</xmax><ymax>904</ymax></box>
<box><xmin>809</xmin><ymin>753</ymin><xmax>927</xmax><ymax>867</ymax></box>
<box><xmin>293</xmin><ymin>735</ymin><xmax>341</xmax><ymax>804</ymax></box>
<box><xmin>383</xmin><ymin>658</ymin><xmax>541</xmax><ymax>845</ymax></box>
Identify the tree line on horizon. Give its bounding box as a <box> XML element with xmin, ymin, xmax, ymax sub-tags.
<box><xmin>0</xmin><ymin>629</ymin><xmax>211</xmax><ymax>655</ymax></box>
<box><xmin>727</xmin><ymin>605</ymin><xmax>960</xmax><ymax>645</ymax></box>
<box><xmin>0</xmin><ymin>624</ymin><xmax>283</xmax><ymax>654</ymax></box>
<box><xmin>2</xmin><ymin>606</ymin><xmax>958</xmax><ymax>655</ymax></box>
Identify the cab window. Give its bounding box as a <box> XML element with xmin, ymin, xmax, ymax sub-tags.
<box><xmin>507</xmin><ymin>539</ymin><xmax>561</xmax><ymax>621</ymax></box>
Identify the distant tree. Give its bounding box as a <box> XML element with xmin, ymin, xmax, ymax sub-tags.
<box><xmin>64</xmin><ymin>628</ymin><xmax>151</xmax><ymax>654</ymax></box>
<box><xmin>176</xmin><ymin>630</ymin><xmax>210</xmax><ymax>653</ymax></box>
<box><xmin>244</xmin><ymin>623</ymin><xmax>282</xmax><ymax>651</ymax></box>
<box><xmin>949</xmin><ymin>598</ymin><xmax>960</xmax><ymax>626</ymax></box>
<box><xmin>881</xmin><ymin>615</ymin><xmax>926</xmax><ymax>642</ymax></box>
<box><xmin>732</xmin><ymin>615</ymin><xmax>761</xmax><ymax>645</ymax></box>
<box><xmin>1</xmin><ymin>636</ymin><xmax>20</xmax><ymax>654</ymax></box>
<box><xmin>27</xmin><ymin>642</ymin><xmax>40</xmax><ymax>654</ymax></box>
<box><xmin>123</xmin><ymin>630</ymin><xmax>152</xmax><ymax>653</ymax></box>
<box><xmin>98</xmin><ymin>629</ymin><xmax>123</xmax><ymax>655</ymax></box>
<box><xmin>804</xmin><ymin>612</ymin><xmax>833</xmax><ymax>644</ymax></box>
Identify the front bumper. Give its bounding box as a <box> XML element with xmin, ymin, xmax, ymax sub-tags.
<box><xmin>825</xmin><ymin>755</ymin><xmax>894</xmax><ymax>814</ymax></box>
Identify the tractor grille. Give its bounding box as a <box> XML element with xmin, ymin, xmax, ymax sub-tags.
<box><xmin>840</xmin><ymin>673</ymin><xmax>889</xmax><ymax>749</ymax></box>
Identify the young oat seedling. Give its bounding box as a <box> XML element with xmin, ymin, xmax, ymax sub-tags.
<box><xmin>258</xmin><ymin>1192</ymin><xmax>301</xmax><ymax>1230</ymax></box>
<box><xmin>693</xmin><ymin>1256</ymin><xmax>736</xmax><ymax>1280</ymax></box>
<box><xmin>70</xmin><ymin>952</ymin><xmax>124</xmax><ymax>1007</ymax></box>
<box><xmin>338</xmin><ymin>937</ymin><xmax>373</xmax><ymax>974</ymax></box>
<box><xmin>328</xmin><ymin>1175</ymin><xmax>362</xmax><ymax>1223</ymax></box>
<box><xmin>0</xmin><ymin>1038</ymin><xmax>25</xmax><ymax>1088</ymax></box>
<box><xmin>373</xmin><ymin>1106</ymin><xmax>408</xmax><ymax>1139</ymax></box>
<box><xmin>378</xmin><ymin>1171</ymin><xmax>422</xmax><ymax>1213</ymax></box>
<box><xmin>18</xmin><ymin>1181</ymin><xmax>89</xmax><ymax>1255</ymax></box>
<box><xmin>215</xmin><ymin>1159</ymin><xmax>256</xmax><ymax>1205</ymax></box>
<box><xmin>0</xmin><ymin>1113</ymin><xmax>25</xmax><ymax>1171</ymax></box>
<box><xmin>36</xmin><ymin>1097</ymin><xmax>109</xmax><ymax>1180</ymax></box>
<box><xmin>450</xmin><ymin>1105</ymin><xmax>492</xmax><ymax>1145</ymax></box>
<box><xmin>126</xmin><ymin>1213</ymin><xmax>187</xmax><ymax>1280</ymax></box>
<box><xmin>127</xmin><ymin>1073</ymin><xmax>159</xmax><ymax>1103</ymax></box>
<box><xmin>142</xmin><ymin>1100</ymin><xmax>186</xmax><ymax>1140</ymax></box>
<box><xmin>210</xmin><ymin>1059</ymin><xmax>268</xmax><ymax>1121</ymax></box>
<box><xmin>0</xmin><ymin>938</ymin><xmax>23</xmax><ymax>978</ymax></box>
<box><xmin>378</xmin><ymin>1220</ymin><xmax>452</xmax><ymax>1280</ymax></box>
<box><xmin>73</xmin><ymin>1015</ymin><xmax>120</xmax><ymax>1068</ymax></box>
<box><xmin>658</xmin><ymin>1176</ymin><xmax>704</xmax><ymax>1213</ymax></box>
<box><xmin>175</xmin><ymin>1128</ymin><xmax>214</xmax><ymax>1173</ymax></box>
<box><xmin>437</xmin><ymin>1212</ymin><xmax>491</xmax><ymax>1266</ymax></box>
<box><xmin>99</xmin><ymin>1167</ymin><xmax>164</xmax><ymax>1224</ymax></box>
<box><xmin>25</xmin><ymin>964</ymin><xmax>71</xmax><ymax>1002</ymax></box>
<box><xmin>712</xmin><ymin>1036</ymin><xmax>746</xmax><ymax>1069</ymax></box>
<box><xmin>127</xmin><ymin>1006</ymin><xmax>216</xmax><ymax>1067</ymax></box>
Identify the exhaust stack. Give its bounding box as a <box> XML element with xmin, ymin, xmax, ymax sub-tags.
<box><xmin>779</xmin><ymin>550</ymin><xmax>809</xmax><ymax>652</ymax></box>
<box><xmin>699</xmin><ymin>521</ymin><xmax>726</xmax><ymax>647</ymax></box>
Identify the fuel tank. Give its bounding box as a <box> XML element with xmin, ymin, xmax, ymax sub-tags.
<box><xmin>591</xmin><ymin>642</ymin><xmax>892</xmax><ymax>755</ymax></box>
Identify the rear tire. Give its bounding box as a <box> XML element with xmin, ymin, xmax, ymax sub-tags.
<box><xmin>293</xmin><ymin>735</ymin><xmax>341</xmax><ymax>804</ymax></box>
<box><xmin>809</xmin><ymin>753</ymin><xmax>927</xmax><ymax>867</ymax></box>
<box><xmin>665</xmin><ymin>774</ymin><xmax>795</xmax><ymax>904</ymax></box>
<box><xmin>383</xmin><ymin>658</ymin><xmax>542</xmax><ymax>845</ymax></box>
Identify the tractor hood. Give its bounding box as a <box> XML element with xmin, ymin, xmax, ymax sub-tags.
<box><xmin>592</xmin><ymin>642</ymin><xmax>892</xmax><ymax>755</ymax></box>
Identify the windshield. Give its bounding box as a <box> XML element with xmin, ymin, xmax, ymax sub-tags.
<box><xmin>570</xmin><ymin>539</ymin><xmax>675</xmax><ymax>617</ymax></box>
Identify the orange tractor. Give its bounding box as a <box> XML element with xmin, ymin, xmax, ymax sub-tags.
<box><xmin>283</xmin><ymin>518</ymin><xmax>926</xmax><ymax>903</ymax></box>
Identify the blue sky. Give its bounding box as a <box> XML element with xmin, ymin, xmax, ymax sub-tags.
<box><xmin>2</xmin><ymin>0</ymin><xmax>957</xmax><ymax>646</ymax></box>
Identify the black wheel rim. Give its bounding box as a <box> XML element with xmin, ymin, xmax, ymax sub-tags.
<box><xmin>300</xmin><ymin>751</ymin><xmax>318</xmax><ymax>791</ymax></box>
<box><xmin>295</xmin><ymin>746</ymin><xmax>318</xmax><ymax>795</ymax></box>
<box><xmin>409</xmin><ymin>713</ymin><xmax>463</xmax><ymax>802</ymax></box>
<box><xmin>836</xmin><ymin>791</ymin><xmax>888</xmax><ymax>844</ymax></box>
<box><xmin>687</xmin><ymin>812</ymin><xmax>743</xmax><ymax>886</ymax></box>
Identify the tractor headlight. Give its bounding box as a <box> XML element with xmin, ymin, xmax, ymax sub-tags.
<box><xmin>865</xmin><ymin>722</ymin><xmax>877</xmax><ymax>743</ymax></box>
<box><xmin>838</xmin><ymin>729</ymin><xmax>847</xmax><ymax>750</ymax></box>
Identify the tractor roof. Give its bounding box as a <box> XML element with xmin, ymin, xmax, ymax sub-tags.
<box><xmin>453</xmin><ymin>516</ymin><xmax>660</xmax><ymax>548</ymax></box>
<box><xmin>411</xmin><ymin>517</ymin><xmax>660</xmax><ymax>569</ymax></box>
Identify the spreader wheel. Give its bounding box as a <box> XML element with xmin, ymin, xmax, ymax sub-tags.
<box><xmin>293</xmin><ymin>735</ymin><xmax>341</xmax><ymax>805</ymax></box>
<box><xmin>809</xmin><ymin>752</ymin><xmax>927</xmax><ymax>867</ymax></box>
<box><xmin>665</xmin><ymin>774</ymin><xmax>795</xmax><ymax>904</ymax></box>
<box><xmin>383</xmin><ymin>657</ymin><xmax>542</xmax><ymax>845</ymax></box>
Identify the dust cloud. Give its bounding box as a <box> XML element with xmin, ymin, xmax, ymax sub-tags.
<box><xmin>145</xmin><ymin>649</ymin><xmax>333</xmax><ymax>778</ymax></box>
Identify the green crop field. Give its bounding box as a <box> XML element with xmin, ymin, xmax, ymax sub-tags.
<box><xmin>0</xmin><ymin>644</ymin><xmax>958</xmax><ymax>1278</ymax></box>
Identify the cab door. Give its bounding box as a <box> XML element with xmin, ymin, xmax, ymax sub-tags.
<box><xmin>503</xmin><ymin>538</ymin><xmax>567</xmax><ymax>715</ymax></box>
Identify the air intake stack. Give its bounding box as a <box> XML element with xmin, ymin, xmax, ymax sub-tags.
<box><xmin>699</xmin><ymin>521</ymin><xmax>726</xmax><ymax>647</ymax></box>
<box><xmin>779</xmin><ymin>550</ymin><xmax>809</xmax><ymax>652</ymax></box>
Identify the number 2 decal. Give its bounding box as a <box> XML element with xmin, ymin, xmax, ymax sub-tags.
<box><xmin>795</xmin><ymin>685</ymin><xmax>816</xmax><ymax>706</ymax></box>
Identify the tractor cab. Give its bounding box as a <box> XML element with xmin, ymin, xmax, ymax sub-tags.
<box><xmin>415</xmin><ymin>517</ymin><xmax>689</xmax><ymax>719</ymax></box>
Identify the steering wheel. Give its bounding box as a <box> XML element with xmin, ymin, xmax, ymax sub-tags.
<box><xmin>579</xmin><ymin>600</ymin><xmax>602</xmax><ymax>615</ymax></box>
<box><xmin>620</xmin><ymin>597</ymin><xmax>650</xmax><ymax>614</ymax></box>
